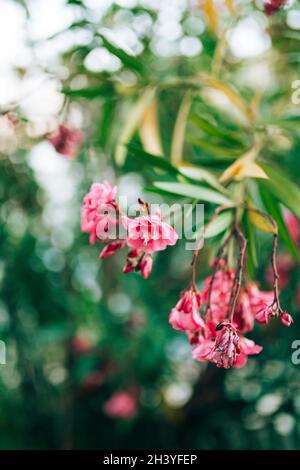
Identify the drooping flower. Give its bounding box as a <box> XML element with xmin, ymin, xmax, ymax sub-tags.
<box><xmin>48</xmin><ymin>125</ymin><xmax>83</xmax><ymax>159</ymax></box>
<box><xmin>100</xmin><ymin>241</ymin><xmax>125</xmax><ymax>259</ymax></box>
<box><xmin>255</xmin><ymin>305</ymin><xmax>274</xmax><ymax>324</ymax></box>
<box><xmin>81</xmin><ymin>181</ymin><xmax>118</xmax><ymax>244</ymax></box>
<box><xmin>123</xmin><ymin>209</ymin><xmax>178</xmax><ymax>254</ymax></box>
<box><xmin>210</xmin><ymin>323</ymin><xmax>240</xmax><ymax>369</ymax></box>
<box><xmin>140</xmin><ymin>254</ymin><xmax>153</xmax><ymax>280</ymax></box>
<box><xmin>233</xmin><ymin>337</ymin><xmax>263</xmax><ymax>368</ymax></box>
<box><xmin>169</xmin><ymin>289</ymin><xmax>204</xmax><ymax>335</ymax></box>
<box><xmin>103</xmin><ymin>390</ymin><xmax>138</xmax><ymax>420</ymax></box>
<box><xmin>202</xmin><ymin>269</ymin><xmax>235</xmax><ymax>323</ymax></box>
<box><xmin>280</xmin><ymin>311</ymin><xmax>293</xmax><ymax>327</ymax></box>
<box><xmin>264</xmin><ymin>0</ymin><xmax>287</xmax><ymax>15</ymax></box>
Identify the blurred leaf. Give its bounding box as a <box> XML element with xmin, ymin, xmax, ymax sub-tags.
<box><xmin>190</xmin><ymin>113</ymin><xmax>243</xmax><ymax>147</ymax></box>
<box><xmin>260</xmin><ymin>163</ymin><xmax>300</xmax><ymax>219</ymax></box>
<box><xmin>190</xmin><ymin>137</ymin><xmax>240</xmax><ymax>159</ymax></box>
<box><xmin>243</xmin><ymin>210</ymin><xmax>258</xmax><ymax>276</ymax></box>
<box><xmin>115</xmin><ymin>87</ymin><xmax>156</xmax><ymax>166</ymax></box>
<box><xmin>171</xmin><ymin>91</ymin><xmax>192</xmax><ymax>166</ymax></box>
<box><xmin>248</xmin><ymin>208</ymin><xmax>278</xmax><ymax>234</ymax></box>
<box><xmin>199</xmin><ymin>75</ymin><xmax>255</xmax><ymax>123</ymax></box>
<box><xmin>153</xmin><ymin>181</ymin><xmax>232</xmax><ymax>204</ymax></box>
<box><xmin>98</xmin><ymin>33</ymin><xmax>145</xmax><ymax>75</ymax></box>
<box><xmin>201</xmin><ymin>0</ymin><xmax>218</xmax><ymax>34</ymax></box>
<box><xmin>127</xmin><ymin>143</ymin><xmax>178</xmax><ymax>174</ymax></box>
<box><xmin>204</xmin><ymin>211</ymin><xmax>233</xmax><ymax>238</ymax></box>
<box><xmin>178</xmin><ymin>163</ymin><xmax>230</xmax><ymax>194</ymax></box>
<box><xmin>220</xmin><ymin>143</ymin><xmax>268</xmax><ymax>183</ymax></box>
<box><xmin>139</xmin><ymin>97</ymin><xmax>163</xmax><ymax>156</ymax></box>
<box><xmin>62</xmin><ymin>86</ymin><xmax>114</xmax><ymax>99</ymax></box>
<box><xmin>259</xmin><ymin>185</ymin><xmax>300</xmax><ymax>261</ymax></box>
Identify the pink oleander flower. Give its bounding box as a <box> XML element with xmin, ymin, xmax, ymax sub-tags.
<box><xmin>233</xmin><ymin>337</ymin><xmax>263</xmax><ymax>368</ymax></box>
<box><xmin>103</xmin><ymin>390</ymin><xmax>138</xmax><ymax>420</ymax></box>
<box><xmin>100</xmin><ymin>241</ymin><xmax>125</xmax><ymax>259</ymax></box>
<box><xmin>264</xmin><ymin>0</ymin><xmax>287</xmax><ymax>15</ymax></box>
<box><xmin>71</xmin><ymin>334</ymin><xmax>93</xmax><ymax>355</ymax></box>
<box><xmin>233</xmin><ymin>290</ymin><xmax>255</xmax><ymax>334</ymax></box>
<box><xmin>255</xmin><ymin>305</ymin><xmax>274</xmax><ymax>324</ymax></box>
<box><xmin>248</xmin><ymin>283</ymin><xmax>274</xmax><ymax>317</ymax></box>
<box><xmin>192</xmin><ymin>338</ymin><xmax>215</xmax><ymax>362</ymax></box>
<box><xmin>202</xmin><ymin>270</ymin><xmax>235</xmax><ymax>323</ymax></box>
<box><xmin>140</xmin><ymin>254</ymin><xmax>153</xmax><ymax>280</ymax></box>
<box><xmin>48</xmin><ymin>125</ymin><xmax>83</xmax><ymax>159</ymax></box>
<box><xmin>169</xmin><ymin>289</ymin><xmax>204</xmax><ymax>334</ymax></box>
<box><xmin>123</xmin><ymin>209</ymin><xmax>178</xmax><ymax>254</ymax></box>
<box><xmin>81</xmin><ymin>181</ymin><xmax>118</xmax><ymax>244</ymax></box>
<box><xmin>280</xmin><ymin>312</ymin><xmax>293</xmax><ymax>327</ymax></box>
<box><xmin>211</xmin><ymin>323</ymin><xmax>240</xmax><ymax>369</ymax></box>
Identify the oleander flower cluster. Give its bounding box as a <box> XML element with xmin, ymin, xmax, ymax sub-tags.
<box><xmin>81</xmin><ymin>181</ymin><xmax>294</xmax><ymax>370</ymax></box>
<box><xmin>81</xmin><ymin>181</ymin><xmax>178</xmax><ymax>279</ymax></box>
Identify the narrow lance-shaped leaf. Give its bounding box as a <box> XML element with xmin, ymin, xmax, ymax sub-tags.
<box><xmin>115</xmin><ymin>87</ymin><xmax>156</xmax><ymax>166</ymax></box>
<box><xmin>260</xmin><ymin>163</ymin><xmax>300</xmax><ymax>219</ymax></box>
<box><xmin>171</xmin><ymin>91</ymin><xmax>192</xmax><ymax>166</ymax></box>
<box><xmin>153</xmin><ymin>182</ymin><xmax>232</xmax><ymax>205</ymax></box>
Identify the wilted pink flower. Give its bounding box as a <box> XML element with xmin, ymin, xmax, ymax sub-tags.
<box><xmin>123</xmin><ymin>209</ymin><xmax>178</xmax><ymax>254</ymax></box>
<box><xmin>103</xmin><ymin>390</ymin><xmax>138</xmax><ymax>420</ymax></box>
<box><xmin>81</xmin><ymin>181</ymin><xmax>118</xmax><ymax>244</ymax></box>
<box><xmin>169</xmin><ymin>289</ymin><xmax>204</xmax><ymax>334</ymax></box>
<box><xmin>264</xmin><ymin>0</ymin><xmax>287</xmax><ymax>15</ymax></box>
<box><xmin>280</xmin><ymin>312</ymin><xmax>293</xmax><ymax>327</ymax></box>
<box><xmin>211</xmin><ymin>323</ymin><xmax>240</xmax><ymax>369</ymax></box>
<box><xmin>140</xmin><ymin>254</ymin><xmax>153</xmax><ymax>279</ymax></box>
<box><xmin>48</xmin><ymin>125</ymin><xmax>83</xmax><ymax>159</ymax></box>
<box><xmin>100</xmin><ymin>241</ymin><xmax>125</xmax><ymax>259</ymax></box>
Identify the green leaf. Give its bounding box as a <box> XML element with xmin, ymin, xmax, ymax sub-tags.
<box><xmin>153</xmin><ymin>182</ymin><xmax>232</xmax><ymax>205</ymax></box>
<box><xmin>115</xmin><ymin>87</ymin><xmax>156</xmax><ymax>166</ymax></box>
<box><xmin>127</xmin><ymin>143</ymin><xmax>179</xmax><ymax>175</ymax></box>
<box><xmin>190</xmin><ymin>113</ymin><xmax>243</xmax><ymax>147</ymax></box>
<box><xmin>204</xmin><ymin>211</ymin><xmax>233</xmax><ymax>238</ymax></box>
<box><xmin>98</xmin><ymin>33</ymin><xmax>145</xmax><ymax>75</ymax></box>
<box><xmin>62</xmin><ymin>86</ymin><xmax>114</xmax><ymax>99</ymax></box>
<box><xmin>260</xmin><ymin>163</ymin><xmax>300</xmax><ymax>219</ymax></box>
<box><xmin>178</xmin><ymin>164</ymin><xmax>230</xmax><ymax>194</ymax></box>
<box><xmin>259</xmin><ymin>185</ymin><xmax>300</xmax><ymax>261</ymax></box>
<box><xmin>189</xmin><ymin>137</ymin><xmax>240</xmax><ymax>159</ymax></box>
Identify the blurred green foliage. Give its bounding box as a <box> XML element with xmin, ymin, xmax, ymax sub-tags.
<box><xmin>1</xmin><ymin>0</ymin><xmax>300</xmax><ymax>450</ymax></box>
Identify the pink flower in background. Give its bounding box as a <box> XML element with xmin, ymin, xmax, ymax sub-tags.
<box><xmin>211</xmin><ymin>323</ymin><xmax>240</xmax><ymax>369</ymax></box>
<box><xmin>248</xmin><ymin>283</ymin><xmax>274</xmax><ymax>317</ymax></box>
<box><xmin>71</xmin><ymin>334</ymin><xmax>93</xmax><ymax>355</ymax></box>
<box><xmin>265</xmin><ymin>253</ymin><xmax>293</xmax><ymax>288</ymax></box>
<box><xmin>81</xmin><ymin>181</ymin><xmax>118</xmax><ymax>244</ymax></box>
<box><xmin>280</xmin><ymin>312</ymin><xmax>293</xmax><ymax>327</ymax></box>
<box><xmin>123</xmin><ymin>210</ymin><xmax>178</xmax><ymax>254</ymax></box>
<box><xmin>264</xmin><ymin>0</ymin><xmax>287</xmax><ymax>15</ymax></box>
<box><xmin>284</xmin><ymin>211</ymin><xmax>300</xmax><ymax>245</ymax></box>
<box><xmin>233</xmin><ymin>291</ymin><xmax>255</xmax><ymax>334</ymax></box>
<box><xmin>48</xmin><ymin>125</ymin><xmax>83</xmax><ymax>159</ymax></box>
<box><xmin>192</xmin><ymin>339</ymin><xmax>215</xmax><ymax>362</ymax></box>
<box><xmin>103</xmin><ymin>390</ymin><xmax>138</xmax><ymax>420</ymax></box>
<box><xmin>169</xmin><ymin>289</ymin><xmax>204</xmax><ymax>334</ymax></box>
